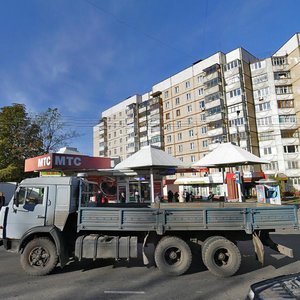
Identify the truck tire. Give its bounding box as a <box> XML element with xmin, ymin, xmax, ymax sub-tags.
<box><xmin>203</xmin><ymin>236</ymin><xmax>241</xmax><ymax>278</ymax></box>
<box><xmin>154</xmin><ymin>236</ymin><xmax>192</xmax><ymax>276</ymax></box>
<box><xmin>20</xmin><ymin>237</ymin><xmax>58</xmax><ymax>276</ymax></box>
<box><xmin>201</xmin><ymin>236</ymin><xmax>221</xmax><ymax>266</ymax></box>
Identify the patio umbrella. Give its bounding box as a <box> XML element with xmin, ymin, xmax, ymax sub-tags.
<box><xmin>114</xmin><ymin>145</ymin><xmax>185</xmax><ymax>202</ymax></box>
<box><xmin>193</xmin><ymin>142</ymin><xmax>269</xmax><ymax>167</ymax></box>
<box><xmin>193</xmin><ymin>142</ymin><xmax>269</xmax><ymax>202</ymax></box>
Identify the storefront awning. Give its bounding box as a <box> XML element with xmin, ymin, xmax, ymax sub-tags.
<box><xmin>174</xmin><ymin>177</ymin><xmax>210</xmax><ymax>185</ymax></box>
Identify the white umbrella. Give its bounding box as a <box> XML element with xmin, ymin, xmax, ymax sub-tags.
<box><xmin>114</xmin><ymin>145</ymin><xmax>185</xmax><ymax>202</ymax></box>
<box><xmin>193</xmin><ymin>142</ymin><xmax>269</xmax><ymax>202</ymax></box>
<box><xmin>193</xmin><ymin>142</ymin><xmax>269</xmax><ymax>167</ymax></box>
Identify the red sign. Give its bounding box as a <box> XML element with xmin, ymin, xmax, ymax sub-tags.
<box><xmin>25</xmin><ymin>153</ymin><xmax>111</xmax><ymax>172</ymax></box>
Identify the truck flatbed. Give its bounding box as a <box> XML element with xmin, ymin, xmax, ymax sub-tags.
<box><xmin>78</xmin><ymin>202</ymin><xmax>299</xmax><ymax>234</ymax></box>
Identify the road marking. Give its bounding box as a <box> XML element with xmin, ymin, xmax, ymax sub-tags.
<box><xmin>104</xmin><ymin>291</ymin><xmax>145</xmax><ymax>295</ymax></box>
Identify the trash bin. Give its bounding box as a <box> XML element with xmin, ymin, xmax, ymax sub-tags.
<box><xmin>256</xmin><ymin>180</ymin><xmax>281</xmax><ymax>205</ymax></box>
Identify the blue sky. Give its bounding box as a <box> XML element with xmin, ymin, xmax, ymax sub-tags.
<box><xmin>0</xmin><ymin>0</ymin><xmax>299</xmax><ymax>155</ymax></box>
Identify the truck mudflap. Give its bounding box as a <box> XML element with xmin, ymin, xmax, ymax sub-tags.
<box><xmin>75</xmin><ymin>235</ymin><xmax>137</xmax><ymax>261</ymax></box>
<box><xmin>252</xmin><ymin>231</ymin><xmax>294</xmax><ymax>265</ymax></box>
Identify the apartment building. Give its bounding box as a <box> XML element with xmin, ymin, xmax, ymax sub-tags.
<box><xmin>93</xmin><ymin>33</ymin><xmax>300</xmax><ymax>190</ymax></box>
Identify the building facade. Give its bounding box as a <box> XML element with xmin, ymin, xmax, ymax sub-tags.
<box><xmin>93</xmin><ymin>33</ymin><xmax>300</xmax><ymax>190</ymax></box>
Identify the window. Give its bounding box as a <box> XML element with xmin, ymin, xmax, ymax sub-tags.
<box><xmin>284</xmin><ymin>145</ymin><xmax>299</xmax><ymax>153</ymax></box>
<box><xmin>186</xmin><ymin>93</ymin><xmax>192</xmax><ymax>100</ymax></box>
<box><xmin>277</xmin><ymin>100</ymin><xmax>294</xmax><ymax>108</ymax></box>
<box><xmin>197</xmin><ymin>75</ymin><xmax>204</xmax><ymax>84</ymax></box>
<box><xmin>263</xmin><ymin>161</ymin><xmax>278</xmax><ymax>171</ymax></box>
<box><xmin>252</xmin><ymin>73</ymin><xmax>268</xmax><ymax>85</ymax></box>
<box><xmin>200</xmin><ymin>113</ymin><xmax>206</xmax><ymax>122</ymax></box>
<box><xmin>200</xmin><ymin>127</ymin><xmax>207</xmax><ymax>134</ymax></box>
<box><xmin>275</xmin><ymin>85</ymin><xmax>293</xmax><ymax>94</ymax></box>
<box><xmin>167</xmin><ymin>147</ymin><xmax>172</xmax><ymax>154</ymax></box>
<box><xmin>175</xmin><ymin>86</ymin><xmax>179</xmax><ymax>94</ymax></box>
<box><xmin>205</xmin><ymin>92</ymin><xmax>222</xmax><ymax>103</ymax></box>
<box><xmin>190</xmin><ymin>142</ymin><xmax>195</xmax><ymax>150</ymax></box>
<box><xmin>253</xmin><ymin>87</ymin><xmax>270</xmax><ymax>99</ymax></box>
<box><xmin>166</xmin><ymin>135</ymin><xmax>172</xmax><ymax>143</ymax></box>
<box><xmin>257</xmin><ymin>116</ymin><xmax>272</xmax><ymax>126</ymax></box>
<box><xmin>263</xmin><ymin>147</ymin><xmax>272</xmax><ymax>155</ymax></box>
<box><xmin>191</xmin><ymin>155</ymin><xmax>196</xmax><ymax>162</ymax></box>
<box><xmin>165</xmin><ymin>101</ymin><xmax>170</xmax><ymax>109</ymax></box>
<box><xmin>229</xmin><ymin>88</ymin><xmax>241</xmax><ymax>98</ymax></box>
<box><xmin>207</xmin><ymin>106</ymin><xmax>221</xmax><ymax>116</ymax></box>
<box><xmin>199</xmin><ymin>100</ymin><xmax>205</xmax><ymax>110</ymax></box>
<box><xmin>198</xmin><ymin>88</ymin><xmax>204</xmax><ymax>96</ymax></box>
<box><xmin>178</xmin><ymin>145</ymin><xmax>183</xmax><ymax>152</ymax></box>
<box><xmin>281</xmin><ymin>130</ymin><xmax>299</xmax><ymax>138</ymax></box>
<box><xmin>165</xmin><ymin>124</ymin><xmax>171</xmax><ymax>131</ymax></box>
<box><xmin>250</xmin><ymin>61</ymin><xmax>265</xmax><ymax>70</ymax></box>
<box><xmin>202</xmin><ymin>140</ymin><xmax>208</xmax><ymax>147</ymax></box>
<box><xmin>165</xmin><ymin>113</ymin><xmax>170</xmax><ymax>120</ymax></box>
<box><xmin>279</xmin><ymin>115</ymin><xmax>296</xmax><ymax>124</ymax></box>
<box><xmin>177</xmin><ymin>121</ymin><xmax>181</xmax><ymax>129</ymax></box>
<box><xmin>175</xmin><ymin>97</ymin><xmax>180</xmax><ymax>105</ymax></box>
<box><xmin>224</xmin><ymin>59</ymin><xmax>240</xmax><ymax>71</ymax></box>
<box><xmin>177</xmin><ymin>133</ymin><xmax>182</xmax><ymax>141</ymax></box>
<box><xmin>189</xmin><ymin>129</ymin><xmax>194</xmax><ymax>137</ymax></box>
<box><xmin>274</xmin><ymin>71</ymin><xmax>291</xmax><ymax>80</ymax></box>
<box><xmin>187</xmin><ymin>117</ymin><xmax>193</xmax><ymax>125</ymax></box>
<box><xmin>164</xmin><ymin>91</ymin><xmax>169</xmax><ymax>98</ymax></box>
<box><xmin>185</xmin><ymin>81</ymin><xmax>191</xmax><ymax>89</ymax></box>
<box><xmin>272</xmin><ymin>56</ymin><xmax>287</xmax><ymax>66</ymax></box>
<box><xmin>17</xmin><ymin>187</ymin><xmax>44</xmax><ymax>206</ymax></box>
<box><xmin>255</xmin><ymin>102</ymin><xmax>271</xmax><ymax>112</ymax></box>
<box><xmin>187</xmin><ymin>105</ymin><xmax>193</xmax><ymax>112</ymax></box>
<box><xmin>176</xmin><ymin>109</ymin><xmax>181</xmax><ymax>117</ymax></box>
<box><xmin>287</xmin><ymin>161</ymin><xmax>299</xmax><ymax>169</ymax></box>
<box><xmin>206</xmin><ymin>77</ymin><xmax>220</xmax><ymax>89</ymax></box>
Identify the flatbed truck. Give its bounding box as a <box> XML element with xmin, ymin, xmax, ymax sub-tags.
<box><xmin>0</xmin><ymin>176</ymin><xmax>298</xmax><ymax>277</ymax></box>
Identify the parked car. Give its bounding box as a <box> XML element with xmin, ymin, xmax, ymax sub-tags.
<box><xmin>246</xmin><ymin>272</ymin><xmax>300</xmax><ymax>299</ymax></box>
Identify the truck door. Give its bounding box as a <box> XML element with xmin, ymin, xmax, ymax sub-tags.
<box><xmin>5</xmin><ymin>186</ymin><xmax>48</xmax><ymax>240</ymax></box>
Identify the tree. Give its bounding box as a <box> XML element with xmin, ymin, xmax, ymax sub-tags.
<box><xmin>0</xmin><ymin>104</ymin><xmax>43</xmax><ymax>181</ymax></box>
<box><xmin>35</xmin><ymin>108</ymin><xmax>80</xmax><ymax>153</ymax></box>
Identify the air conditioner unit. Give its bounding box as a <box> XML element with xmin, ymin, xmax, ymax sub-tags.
<box><xmin>201</xmin><ymin>107</ymin><xmax>205</xmax><ymax>111</ymax></box>
<box><xmin>259</xmin><ymin>97</ymin><xmax>264</xmax><ymax>101</ymax></box>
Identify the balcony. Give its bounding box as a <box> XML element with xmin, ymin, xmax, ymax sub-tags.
<box><xmin>226</xmin><ymin>95</ymin><xmax>244</xmax><ymax>106</ymax></box>
<box><xmin>204</xmin><ymin>84</ymin><xmax>222</xmax><ymax>95</ymax></box>
<box><xmin>205</xmin><ymin>98</ymin><xmax>222</xmax><ymax>110</ymax></box>
<box><xmin>206</xmin><ymin>112</ymin><xmax>224</xmax><ymax>123</ymax></box>
<box><xmin>207</xmin><ymin>127</ymin><xmax>225</xmax><ymax>137</ymax></box>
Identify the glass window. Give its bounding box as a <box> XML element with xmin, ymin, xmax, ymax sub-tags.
<box><xmin>18</xmin><ymin>187</ymin><xmax>44</xmax><ymax>206</ymax></box>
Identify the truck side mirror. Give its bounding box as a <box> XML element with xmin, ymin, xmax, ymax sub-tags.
<box><xmin>13</xmin><ymin>191</ymin><xmax>19</xmax><ymax>207</ymax></box>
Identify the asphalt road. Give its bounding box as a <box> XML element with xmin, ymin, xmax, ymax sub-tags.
<box><xmin>0</xmin><ymin>230</ymin><xmax>300</xmax><ymax>300</ymax></box>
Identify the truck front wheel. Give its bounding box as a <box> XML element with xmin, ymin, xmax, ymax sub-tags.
<box><xmin>154</xmin><ymin>236</ymin><xmax>192</xmax><ymax>276</ymax></box>
<box><xmin>20</xmin><ymin>237</ymin><xmax>58</xmax><ymax>276</ymax></box>
<box><xmin>203</xmin><ymin>236</ymin><xmax>241</xmax><ymax>277</ymax></box>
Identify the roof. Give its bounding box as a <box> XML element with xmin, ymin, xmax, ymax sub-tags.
<box><xmin>114</xmin><ymin>145</ymin><xmax>185</xmax><ymax>170</ymax></box>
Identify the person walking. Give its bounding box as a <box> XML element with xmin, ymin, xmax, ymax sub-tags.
<box><xmin>167</xmin><ymin>190</ymin><xmax>174</xmax><ymax>203</ymax></box>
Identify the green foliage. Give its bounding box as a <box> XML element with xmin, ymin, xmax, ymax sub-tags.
<box><xmin>0</xmin><ymin>104</ymin><xmax>43</xmax><ymax>181</ymax></box>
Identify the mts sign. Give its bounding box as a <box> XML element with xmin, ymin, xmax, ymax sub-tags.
<box><xmin>37</xmin><ymin>155</ymin><xmax>82</xmax><ymax>168</ymax></box>
<box><xmin>25</xmin><ymin>152</ymin><xmax>111</xmax><ymax>172</ymax></box>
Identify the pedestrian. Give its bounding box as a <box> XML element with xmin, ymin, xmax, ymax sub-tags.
<box><xmin>185</xmin><ymin>191</ymin><xmax>190</xmax><ymax>202</ymax></box>
<box><xmin>134</xmin><ymin>190</ymin><xmax>140</xmax><ymax>203</ymax></box>
<box><xmin>120</xmin><ymin>192</ymin><xmax>126</xmax><ymax>203</ymax></box>
<box><xmin>167</xmin><ymin>190</ymin><xmax>174</xmax><ymax>203</ymax></box>
<box><xmin>174</xmin><ymin>191</ymin><xmax>179</xmax><ymax>202</ymax></box>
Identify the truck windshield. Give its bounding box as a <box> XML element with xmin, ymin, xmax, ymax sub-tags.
<box><xmin>80</xmin><ymin>181</ymin><xmax>100</xmax><ymax>207</ymax></box>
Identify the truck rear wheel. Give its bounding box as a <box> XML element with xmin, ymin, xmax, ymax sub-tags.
<box><xmin>201</xmin><ymin>236</ymin><xmax>220</xmax><ymax>266</ymax></box>
<box><xmin>203</xmin><ymin>236</ymin><xmax>241</xmax><ymax>277</ymax></box>
<box><xmin>20</xmin><ymin>237</ymin><xmax>58</xmax><ymax>276</ymax></box>
<box><xmin>154</xmin><ymin>236</ymin><xmax>192</xmax><ymax>276</ymax></box>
